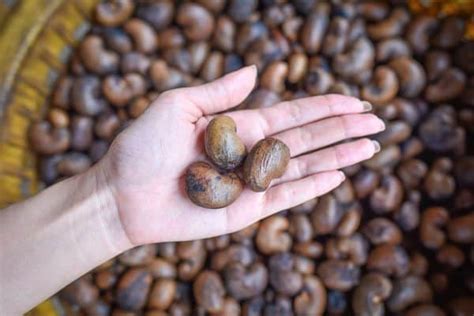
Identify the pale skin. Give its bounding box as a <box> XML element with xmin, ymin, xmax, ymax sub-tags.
<box><xmin>0</xmin><ymin>66</ymin><xmax>385</xmax><ymax>314</ymax></box>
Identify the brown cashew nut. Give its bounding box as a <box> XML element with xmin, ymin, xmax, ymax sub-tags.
<box><xmin>57</xmin><ymin>152</ymin><xmax>92</xmax><ymax>177</ymax></box>
<box><xmin>256</xmin><ymin>215</ymin><xmax>292</xmax><ymax>255</ymax></box>
<box><xmin>293</xmin><ymin>241</ymin><xmax>324</xmax><ymax>261</ymax></box>
<box><xmin>70</xmin><ymin>115</ymin><xmax>94</xmax><ymax>151</ymax></box>
<box><xmin>325</xmin><ymin>233</ymin><xmax>369</xmax><ymax>265</ymax></box>
<box><xmin>294</xmin><ymin>275</ymin><xmax>326</xmax><ymax>316</ymax></box>
<box><xmin>425</xmin><ymin>50</ymin><xmax>451</xmax><ymax>81</ymax></box>
<box><xmin>447</xmin><ymin>213</ymin><xmax>474</xmax><ymax>244</ymax></box>
<box><xmin>367</xmin><ymin>244</ymin><xmax>410</xmax><ymax>277</ymax></box>
<box><xmin>374</xmin><ymin>121</ymin><xmax>412</xmax><ymax>146</ymax></box>
<box><xmin>362</xmin><ymin>66</ymin><xmax>399</xmax><ymax>105</ymax></box>
<box><xmin>60</xmin><ymin>277</ymin><xmax>98</xmax><ymax>309</ymax></box>
<box><xmin>406</xmin><ymin>16</ymin><xmax>438</xmax><ymax>55</ymax></box>
<box><xmin>95</xmin><ymin>0</ymin><xmax>134</xmax><ymax>27</ymax></box>
<box><xmin>305</xmin><ymin>68</ymin><xmax>334</xmax><ymax>95</ymax></box>
<box><xmin>211</xmin><ymin>244</ymin><xmax>255</xmax><ymax>271</ymax></box>
<box><xmin>193</xmin><ymin>270</ymin><xmax>225</xmax><ymax>313</ymax></box>
<box><xmin>79</xmin><ymin>35</ymin><xmax>119</xmax><ymax>75</ymax></box>
<box><xmin>387</xmin><ymin>276</ymin><xmax>433</xmax><ymax>313</ymax></box>
<box><xmin>121</xmin><ymin>52</ymin><xmax>151</xmax><ymax>75</ymax></box>
<box><xmin>367</xmin><ymin>7</ymin><xmax>410</xmax><ymax>40</ymax></box>
<box><xmin>376</xmin><ymin>38</ymin><xmax>411</xmax><ymax>62</ymax></box>
<box><xmin>337</xmin><ymin>205</ymin><xmax>362</xmax><ymax>237</ymax></box>
<box><xmin>352</xmin><ymin>273</ymin><xmax>392</xmax><ymax>316</ymax></box>
<box><xmin>300</xmin><ymin>3</ymin><xmax>330</xmax><ymax>54</ymax></box>
<box><xmin>269</xmin><ymin>253</ymin><xmax>303</xmax><ymax>296</ymax></box>
<box><xmin>205</xmin><ymin>115</ymin><xmax>246</xmax><ymax>170</ymax></box>
<box><xmin>213</xmin><ymin>16</ymin><xmax>236</xmax><ymax>53</ymax></box>
<box><xmin>420</xmin><ymin>207</ymin><xmax>449</xmax><ymax>249</ymax></box>
<box><xmin>102</xmin><ymin>74</ymin><xmax>147</xmax><ymax>107</ymax></box>
<box><xmin>176</xmin><ymin>240</ymin><xmax>206</xmax><ymax>281</ymax></box>
<box><xmin>356</xmin><ymin>2</ymin><xmax>389</xmax><ymax>21</ymax></box>
<box><xmin>389</xmin><ymin>57</ymin><xmax>426</xmax><ymax>98</ymax></box>
<box><xmin>185</xmin><ymin>161</ymin><xmax>244</xmax><ymax>209</ymax></box>
<box><xmin>118</xmin><ymin>245</ymin><xmax>155</xmax><ymax>267</ymax></box>
<box><xmin>95</xmin><ymin>112</ymin><xmax>121</xmax><ymax>141</ymax></box>
<box><xmin>148</xmin><ymin>279</ymin><xmax>176</xmax><ymax>310</ymax></box>
<box><xmin>135</xmin><ymin>1</ymin><xmax>174</xmax><ymax>31</ymax></box>
<box><xmin>317</xmin><ymin>259</ymin><xmax>360</xmax><ymax>291</ymax></box>
<box><xmin>289</xmin><ymin>213</ymin><xmax>313</xmax><ymax>243</ymax></box>
<box><xmin>406</xmin><ymin>304</ymin><xmax>446</xmax><ymax>316</ymax></box>
<box><xmin>200</xmin><ymin>51</ymin><xmax>224</xmax><ymax>81</ymax></box>
<box><xmin>189</xmin><ymin>41</ymin><xmax>210</xmax><ymax>74</ymax></box>
<box><xmin>311</xmin><ymin>194</ymin><xmax>345</xmax><ymax>235</ymax></box>
<box><xmin>124</xmin><ymin>19</ymin><xmax>158</xmax><ymax>54</ymax></box>
<box><xmin>425</xmin><ymin>67</ymin><xmax>466</xmax><ymax>103</ymax></box>
<box><xmin>333</xmin><ymin>37</ymin><xmax>374</xmax><ymax>81</ymax></box>
<box><xmin>150</xmin><ymin>59</ymin><xmax>188</xmax><ymax>92</ymax></box>
<box><xmin>29</xmin><ymin>121</ymin><xmax>70</xmax><ymax>155</ymax></box>
<box><xmin>71</xmin><ymin>76</ymin><xmax>107</xmax><ymax>116</ymax></box>
<box><xmin>423</xmin><ymin>158</ymin><xmax>455</xmax><ymax>200</ymax></box>
<box><xmin>177</xmin><ymin>3</ymin><xmax>215</xmax><ymax>41</ymax></box>
<box><xmin>363</xmin><ymin>218</ymin><xmax>402</xmax><ymax>245</ymax></box>
<box><xmin>116</xmin><ymin>268</ymin><xmax>152</xmax><ymax>311</ymax></box>
<box><xmin>364</xmin><ymin>145</ymin><xmax>402</xmax><ymax>171</ymax></box>
<box><xmin>102</xmin><ymin>27</ymin><xmax>132</xmax><ymax>54</ymax></box>
<box><xmin>287</xmin><ymin>52</ymin><xmax>308</xmax><ymax>84</ymax></box>
<box><xmin>224</xmin><ymin>262</ymin><xmax>268</xmax><ymax>300</ymax></box>
<box><xmin>260</xmin><ymin>61</ymin><xmax>288</xmax><ymax>93</ymax></box>
<box><xmin>52</xmin><ymin>76</ymin><xmax>73</xmax><ymax>109</ymax></box>
<box><xmin>369</xmin><ymin>175</ymin><xmax>404</xmax><ymax>214</ymax></box>
<box><xmin>322</xmin><ymin>17</ymin><xmax>349</xmax><ymax>56</ymax></box>
<box><xmin>243</xmin><ymin>138</ymin><xmax>290</xmax><ymax>192</ymax></box>
<box><xmin>353</xmin><ymin>169</ymin><xmax>381</xmax><ymax>199</ymax></box>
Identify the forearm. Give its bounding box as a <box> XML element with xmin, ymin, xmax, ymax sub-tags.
<box><xmin>0</xmin><ymin>163</ymin><xmax>132</xmax><ymax>315</ymax></box>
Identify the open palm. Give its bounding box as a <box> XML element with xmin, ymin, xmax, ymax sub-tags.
<box><xmin>101</xmin><ymin>66</ymin><xmax>385</xmax><ymax>246</ymax></box>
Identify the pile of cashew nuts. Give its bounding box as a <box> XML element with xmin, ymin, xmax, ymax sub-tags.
<box><xmin>29</xmin><ymin>0</ymin><xmax>473</xmax><ymax>315</ymax></box>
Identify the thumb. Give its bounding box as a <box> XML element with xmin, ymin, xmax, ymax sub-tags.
<box><xmin>180</xmin><ymin>65</ymin><xmax>257</xmax><ymax>116</ymax></box>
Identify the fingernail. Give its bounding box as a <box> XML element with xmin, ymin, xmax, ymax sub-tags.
<box><xmin>339</xmin><ymin>171</ymin><xmax>346</xmax><ymax>181</ymax></box>
<box><xmin>378</xmin><ymin>118</ymin><xmax>386</xmax><ymax>130</ymax></box>
<box><xmin>372</xmin><ymin>140</ymin><xmax>381</xmax><ymax>153</ymax></box>
<box><xmin>362</xmin><ymin>101</ymin><xmax>372</xmax><ymax>112</ymax></box>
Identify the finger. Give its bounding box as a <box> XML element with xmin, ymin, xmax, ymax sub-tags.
<box><xmin>229</xmin><ymin>94</ymin><xmax>372</xmax><ymax>139</ymax></box>
<box><xmin>179</xmin><ymin>65</ymin><xmax>257</xmax><ymax>117</ymax></box>
<box><xmin>263</xmin><ymin>171</ymin><xmax>345</xmax><ymax>217</ymax></box>
<box><xmin>274</xmin><ymin>138</ymin><xmax>380</xmax><ymax>185</ymax></box>
<box><xmin>274</xmin><ymin>113</ymin><xmax>385</xmax><ymax>157</ymax></box>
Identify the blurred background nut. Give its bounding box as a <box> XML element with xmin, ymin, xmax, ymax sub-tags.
<box><xmin>367</xmin><ymin>244</ymin><xmax>409</xmax><ymax>277</ymax></box>
<box><xmin>193</xmin><ymin>270</ymin><xmax>225</xmax><ymax>313</ymax></box>
<box><xmin>116</xmin><ymin>268</ymin><xmax>152</xmax><ymax>311</ymax></box>
<box><xmin>317</xmin><ymin>259</ymin><xmax>360</xmax><ymax>291</ymax></box>
<box><xmin>79</xmin><ymin>35</ymin><xmax>119</xmax><ymax>75</ymax></box>
<box><xmin>387</xmin><ymin>276</ymin><xmax>433</xmax><ymax>313</ymax></box>
<box><xmin>352</xmin><ymin>273</ymin><xmax>392</xmax><ymax>316</ymax></box>
<box><xmin>256</xmin><ymin>215</ymin><xmax>292</xmax><ymax>255</ymax></box>
<box><xmin>95</xmin><ymin>0</ymin><xmax>134</xmax><ymax>27</ymax></box>
<box><xmin>294</xmin><ymin>275</ymin><xmax>326</xmax><ymax>316</ymax></box>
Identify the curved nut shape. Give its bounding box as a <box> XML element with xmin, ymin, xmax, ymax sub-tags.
<box><xmin>205</xmin><ymin>115</ymin><xmax>246</xmax><ymax>170</ymax></box>
<box><xmin>185</xmin><ymin>161</ymin><xmax>244</xmax><ymax>209</ymax></box>
<box><xmin>243</xmin><ymin>138</ymin><xmax>290</xmax><ymax>192</ymax></box>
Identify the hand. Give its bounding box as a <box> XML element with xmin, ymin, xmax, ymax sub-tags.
<box><xmin>98</xmin><ymin>66</ymin><xmax>385</xmax><ymax>246</ymax></box>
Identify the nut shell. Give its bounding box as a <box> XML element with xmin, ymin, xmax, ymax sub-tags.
<box><xmin>205</xmin><ymin>115</ymin><xmax>246</xmax><ymax>170</ymax></box>
<box><xmin>185</xmin><ymin>161</ymin><xmax>244</xmax><ymax>209</ymax></box>
<box><xmin>243</xmin><ymin>138</ymin><xmax>290</xmax><ymax>192</ymax></box>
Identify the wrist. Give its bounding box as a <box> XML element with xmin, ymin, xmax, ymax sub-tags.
<box><xmin>86</xmin><ymin>160</ymin><xmax>133</xmax><ymax>253</ymax></box>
